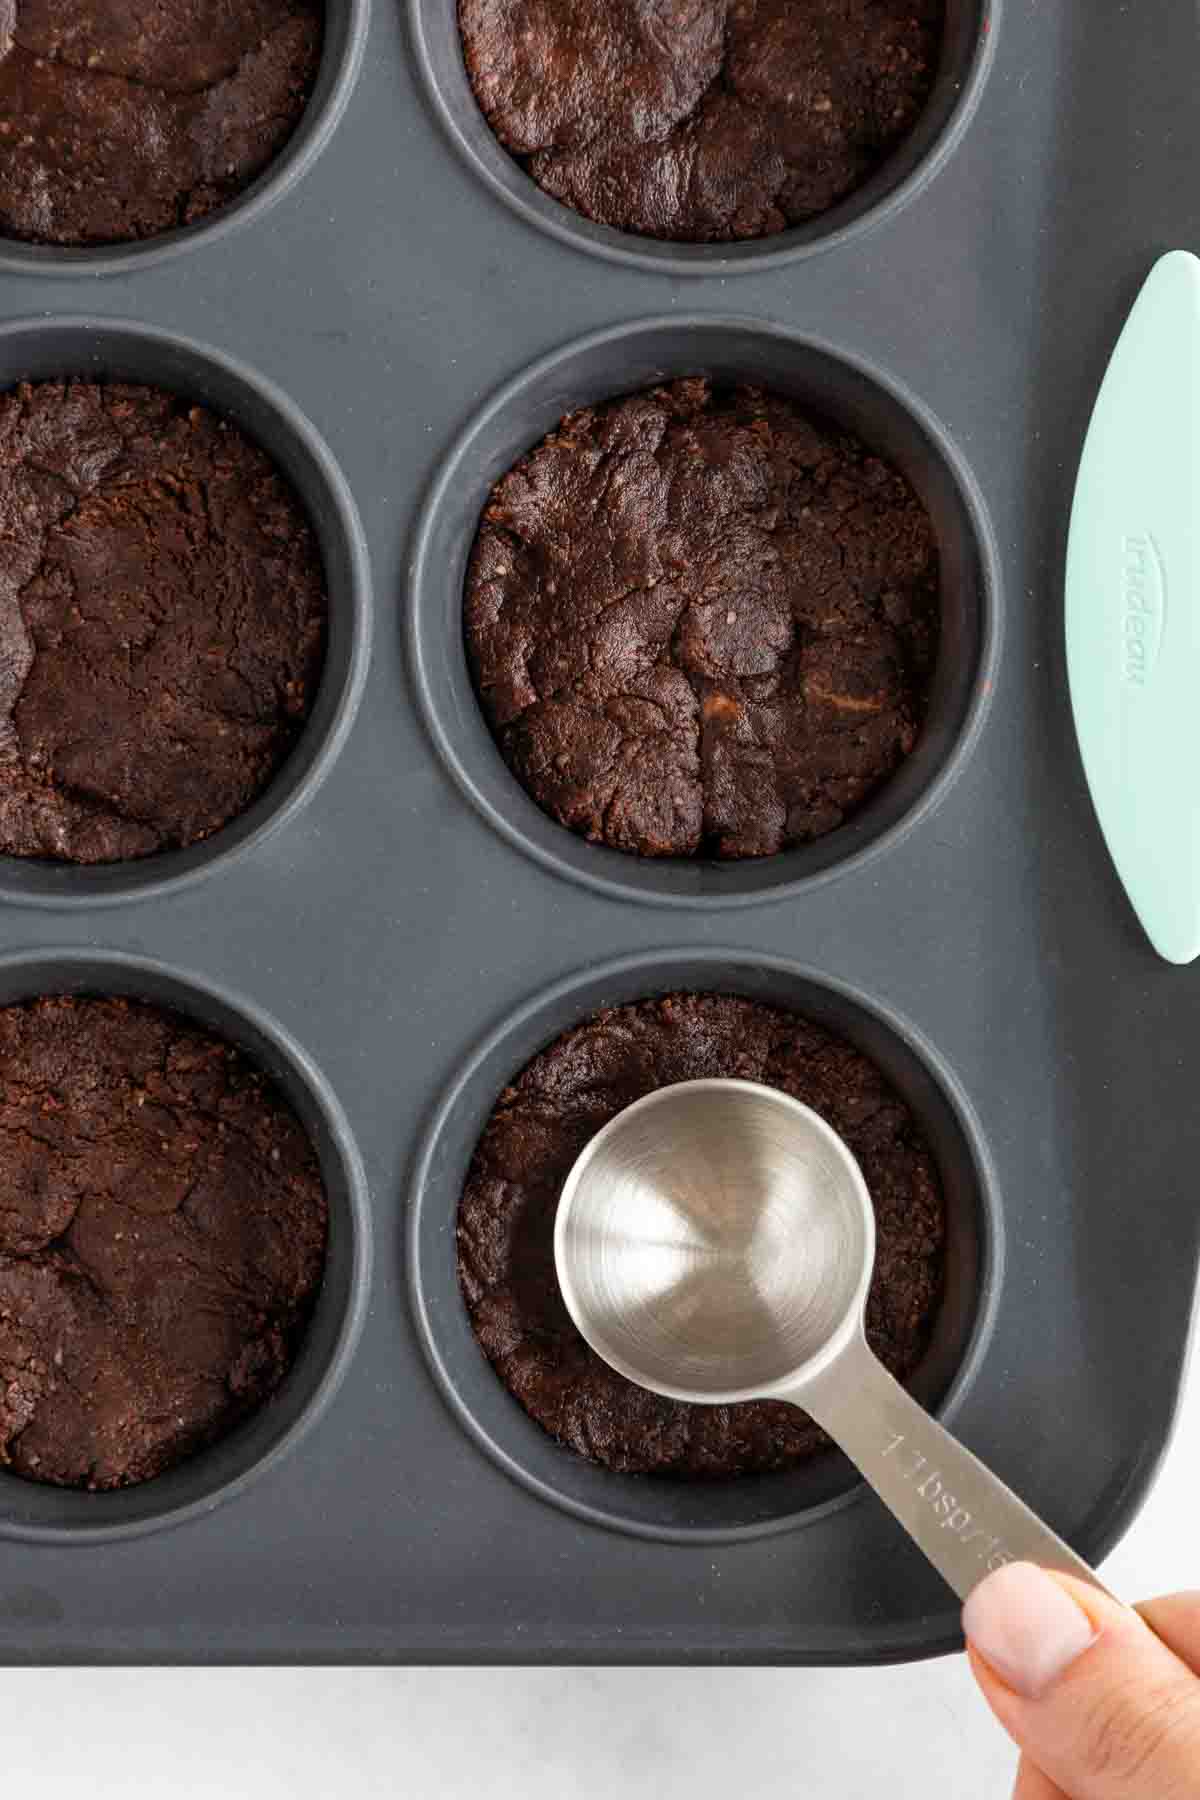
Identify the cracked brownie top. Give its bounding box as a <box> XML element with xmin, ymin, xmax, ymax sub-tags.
<box><xmin>0</xmin><ymin>1</ymin><xmax>322</xmax><ymax>248</ymax></box>
<box><xmin>0</xmin><ymin>995</ymin><xmax>328</xmax><ymax>1491</ymax></box>
<box><xmin>465</xmin><ymin>378</ymin><xmax>939</xmax><ymax>860</ymax></box>
<box><xmin>0</xmin><ymin>378</ymin><xmax>328</xmax><ymax>864</ymax></box>
<box><xmin>458</xmin><ymin>991</ymin><xmax>945</xmax><ymax>1477</ymax></box>
<box><xmin>458</xmin><ymin>0</ymin><xmax>944</xmax><ymax>243</ymax></box>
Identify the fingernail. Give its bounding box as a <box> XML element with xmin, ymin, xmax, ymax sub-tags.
<box><xmin>963</xmin><ymin>1563</ymin><xmax>1099</xmax><ymax>1699</ymax></box>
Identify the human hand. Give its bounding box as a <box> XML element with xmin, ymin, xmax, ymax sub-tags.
<box><xmin>964</xmin><ymin>1563</ymin><xmax>1200</xmax><ymax>1798</ymax></box>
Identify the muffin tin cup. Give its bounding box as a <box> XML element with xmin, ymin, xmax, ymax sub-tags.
<box><xmin>409</xmin><ymin>315</ymin><xmax>1001</xmax><ymax>909</ymax></box>
<box><xmin>0</xmin><ymin>949</ymin><xmax>372</xmax><ymax>1546</ymax></box>
<box><xmin>0</xmin><ymin>0</ymin><xmax>372</xmax><ymax>280</ymax></box>
<box><xmin>409</xmin><ymin>948</ymin><xmax>1002</xmax><ymax>1545</ymax></box>
<box><xmin>0</xmin><ymin>317</ymin><xmax>372</xmax><ymax>909</ymax></box>
<box><xmin>409</xmin><ymin>0</ymin><xmax>999</xmax><ymax>276</ymax></box>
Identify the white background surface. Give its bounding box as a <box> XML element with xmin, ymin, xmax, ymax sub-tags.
<box><xmin>3</xmin><ymin>1348</ymin><xmax>1196</xmax><ymax>1800</ymax></box>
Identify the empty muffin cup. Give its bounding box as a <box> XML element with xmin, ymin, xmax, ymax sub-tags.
<box><xmin>409</xmin><ymin>316</ymin><xmax>998</xmax><ymax>909</ymax></box>
<box><xmin>409</xmin><ymin>0</ymin><xmax>996</xmax><ymax>274</ymax></box>
<box><xmin>0</xmin><ymin>318</ymin><xmax>371</xmax><ymax>908</ymax></box>
<box><xmin>0</xmin><ymin>950</ymin><xmax>371</xmax><ymax>1544</ymax></box>
<box><xmin>408</xmin><ymin>948</ymin><xmax>999</xmax><ymax>1544</ymax></box>
<box><xmin>0</xmin><ymin>1</ymin><xmax>370</xmax><ymax>277</ymax></box>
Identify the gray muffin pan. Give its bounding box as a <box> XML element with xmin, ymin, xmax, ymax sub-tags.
<box><xmin>0</xmin><ymin>0</ymin><xmax>1198</xmax><ymax>1665</ymax></box>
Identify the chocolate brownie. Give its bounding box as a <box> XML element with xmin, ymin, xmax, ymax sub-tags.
<box><xmin>0</xmin><ymin>379</ymin><xmax>328</xmax><ymax>864</ymax></box>
<box><xmin>465</xmin><ymin>379</ymin><xmax>939</xmax><ymax>859</ymax></box>
<box><xmin>0</xmin><ymin>996</ymin><xmax>328</xmax><ymax>1491</ymax></box>
<box><xmin>458</xmin><ymin>0</ymin><xmax>944</xmax><ymax>242</ymax></box>
<box><xmin>0</xmin><ymin>2</ymin><xmax>322</xmax><ymax>248</ymax></box>
<box><xmin>457</xmin><ymin>993</ymin><xmax>946</xmax><ymax>1478</ymax></box>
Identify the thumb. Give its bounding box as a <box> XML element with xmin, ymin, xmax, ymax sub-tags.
<box><xmin>964</xmin><ymin>1563</ymin><xmax>1200</xmax><ymax>1799</ymax></box>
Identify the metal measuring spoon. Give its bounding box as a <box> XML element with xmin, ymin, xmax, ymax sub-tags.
<box><xmin>554</xmin><ymin>1079</ymin><xmax>1108</xmax><ymax>1601</ymax></box>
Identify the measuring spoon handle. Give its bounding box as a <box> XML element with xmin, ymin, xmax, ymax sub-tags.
<box><xmin>794</xmin><ymin>1333</ymin><xmax>1111</xmax><ymax>1604</ymax></box>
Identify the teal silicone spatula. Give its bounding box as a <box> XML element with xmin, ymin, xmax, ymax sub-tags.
<box><xmin>1066</xmin><ymin>250</ymin><xmax>1200</xmax><ymax>964</ymax></box>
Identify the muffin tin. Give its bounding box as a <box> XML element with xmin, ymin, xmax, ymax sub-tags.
<box><xmin>0</xmin><ymin>0</ymin><xmax>1198</xmax><ymax>1665</ymax></box>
